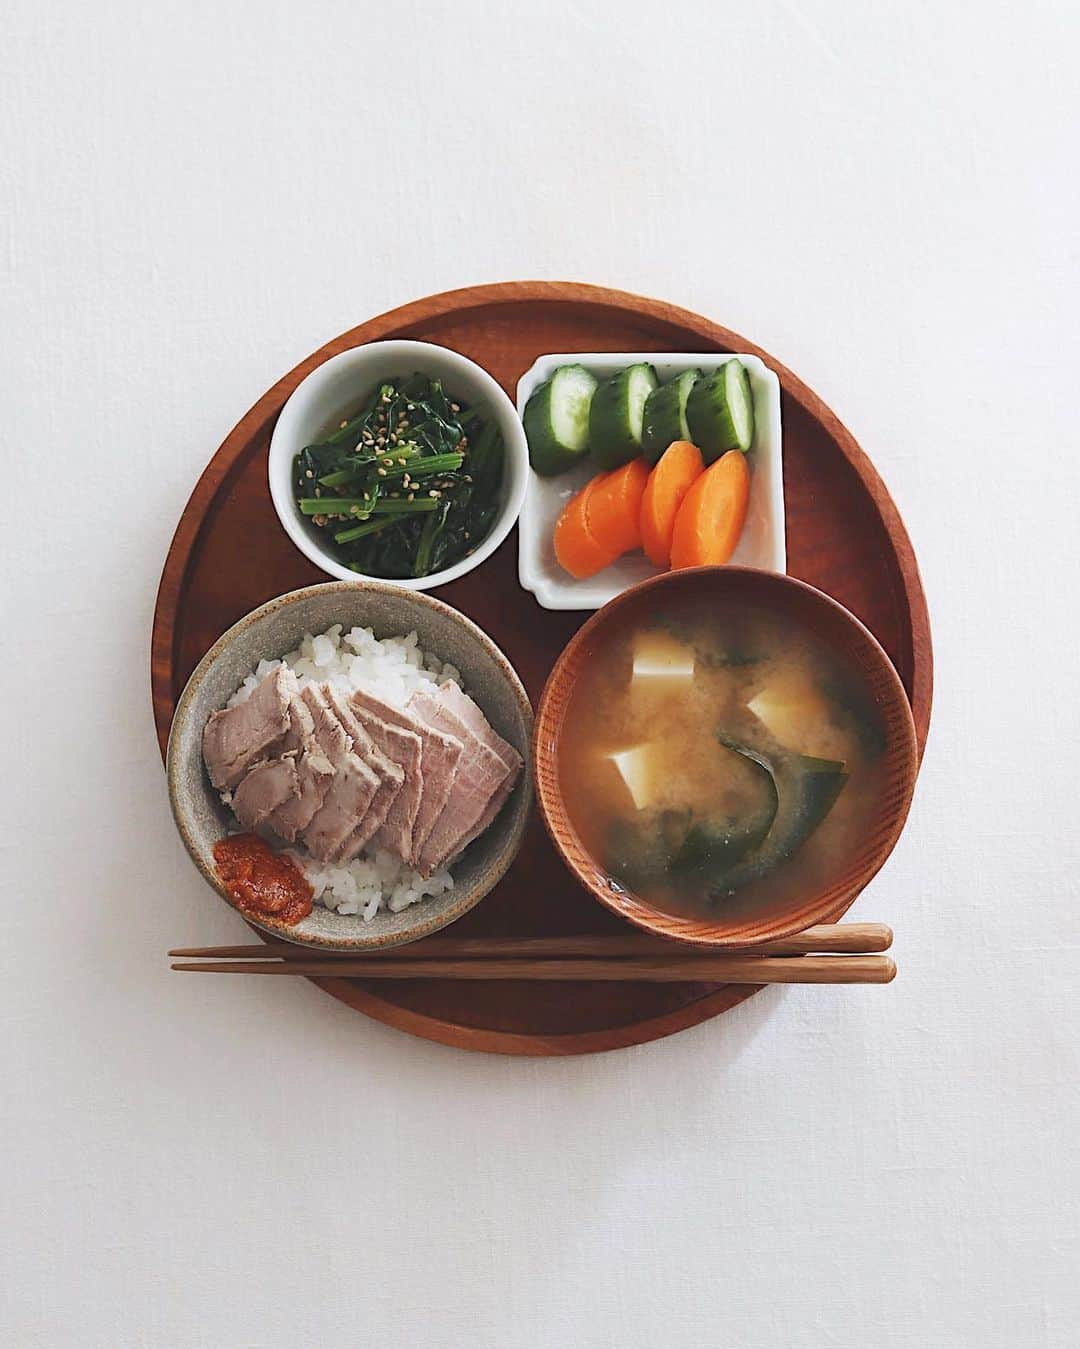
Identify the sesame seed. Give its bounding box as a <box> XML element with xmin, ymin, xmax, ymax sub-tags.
<box><xmin>377</xmin><ymin>467</ymin><xmax>387</xmax><ymax>477</ymax></box>
<box><xmin>339</xmin><ymin>420</ymin><xmax>348</xmax><ymax>429</ymax></box>
<box><xmin>397</xmin><ymin>457</ymin><xmax>407</xmax><ymax>466</ymax></box>
<box><xmin>305</xmin><ymin>469</ymin><xmax>313</xmax><ymax>479</ymax></box>
<box><xmin>450</xmin><ymin>402</ymin><xmax>460</xmax><ymax>413</ymax></box>
<box><xmin>428</xmin><ymin>489</ymin><xmax>440</xmax><ymax>498</ymax></box>
<box><xmin>407</xmin><ymin>492</ymin><xmax>415</xmax><ymax>502</ymax></box>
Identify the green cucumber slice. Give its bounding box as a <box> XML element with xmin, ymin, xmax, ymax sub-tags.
<box><xmin>686</xmin><ymin>359</ymin><xmax>755</xmax><ymax>461</ymax></box>
<box><xmin>588</xmin><ymin>363</ymin><xmax>659</xmax><ymax>469</ymax></box>
<box><xmin>641</xmin><ymin>368</ymin><xmax>701</xmax><ymax>463</ymax></box>
<box><xmin>523</xmin><ymin>364</ymin><xmax>597</xmax><ymax>477</ymax></box>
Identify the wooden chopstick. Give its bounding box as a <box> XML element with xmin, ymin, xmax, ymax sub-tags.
<box><xmin>170</xmin><ymin>952</ymin><xmax>895</xmax><ymax>984</ymax></box>
<box><xmin>169</xmin><ymin>922</ymin><xmax>892</xmax><ymax>962</ymax></box>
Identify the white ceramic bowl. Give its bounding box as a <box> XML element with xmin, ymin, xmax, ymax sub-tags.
<box><xmin>269</xmin><ymin>341</ymin><xmax>529</xmax><ymax>590</ymax></box>
<box><xmin>517</xmin><ymin>352</ymin><xmax>785</xmax><ymax>611</ymax></box>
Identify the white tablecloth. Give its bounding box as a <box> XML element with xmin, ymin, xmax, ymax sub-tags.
<box><xmin>4</xmin><ymin>2</ymin><xmax>1077</xmax><ymax>1345</ymax></box>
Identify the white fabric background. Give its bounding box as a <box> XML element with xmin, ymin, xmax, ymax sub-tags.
<box><xmin>3</xmin><ymin>2</ymin><xmax>1077</xmax><ymax>1346</ymax></box>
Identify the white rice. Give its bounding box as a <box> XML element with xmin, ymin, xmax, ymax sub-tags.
<box><xmin>226</xmin><ymin>624</ymin><xmax>458</xmax><ymax>919</ymax></box>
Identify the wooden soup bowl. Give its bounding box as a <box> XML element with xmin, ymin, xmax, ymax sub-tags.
<box><xmin>533</xmin><ymin>566</ymin><xmax>918</xmax><ymax>947</ymax></box>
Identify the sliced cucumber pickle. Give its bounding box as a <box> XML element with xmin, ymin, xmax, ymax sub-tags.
<box><xmin>641</xmin><ymin>368</ymin><xmax>701</xmax><ymax>463</ymax></box>
<box><xmin>588</xmin><ymin>363</ymin><xmax>659</xmax><ymax>469</ymax></box>
<box><xmin>686</xmin><ymin>359</ymin><xmax>755</xmax><ymax>461</ymax></box>
<box><xmin>523</xmin><ymin>364</ymin><xmax>597</xmax><ymax>477</ymax></box>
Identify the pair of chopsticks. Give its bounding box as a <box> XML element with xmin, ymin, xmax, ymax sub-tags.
<box><xmin>170</xmin><ymin>922</ymin><xmax>895</xmax><ymax>984</ymax></box>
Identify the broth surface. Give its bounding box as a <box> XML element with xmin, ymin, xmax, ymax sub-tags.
<box><xmin>558</xmin><ymin>596</ymin><xmax>887</xmax><ymax>922</ymax></box>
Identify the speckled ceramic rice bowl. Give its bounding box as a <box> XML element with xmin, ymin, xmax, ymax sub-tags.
<box><xmin>167</xmin><ymin>581</ymin><xmax>533</xmax><ymax>950</ymax></box>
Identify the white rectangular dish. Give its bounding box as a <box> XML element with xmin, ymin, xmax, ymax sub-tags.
<box><xmin>516</xmin><ymin>352</ymin><xmax>785</xmax><ymax>611</ymax></box>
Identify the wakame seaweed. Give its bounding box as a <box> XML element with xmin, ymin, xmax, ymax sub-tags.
<box><xmin>603</xmin><ymin>731</ymin><xmax>848</xmax><ymax>904</ymax></box>
<box><xmin>292</xmin><ymin>374</ymin><xmax>503</xmax><ymax>578</ymax></box>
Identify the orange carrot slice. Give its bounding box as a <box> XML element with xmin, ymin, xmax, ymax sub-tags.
<box><xmin>669</xmin><ymin>449</ymin><xmax>750</xmax><ymax>569</ymax></box>
<box><xmin>640</xmin><ymin>440</ymin><xmax>705</xmax><ymax>568</ymax></box>
<box><xmin>585</xmin><ymin>458</ymin><xmax>649</xmax><ymax>556</ymax></box>
<box><xmin>554</xmin><ymin>477</ymin><xmax>623</xmax><ymax>579</ymax></box>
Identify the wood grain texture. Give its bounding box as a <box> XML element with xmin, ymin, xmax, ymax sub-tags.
<box><xmin>534</xmin><ymin>566</ymin><xmax>918</xmax><ymax>946</ymax></box>
<box><xmin>171</xmin><ymin>955</ymin><xmax>897</xmax><ymax>985</ymax></box>
<box><xmin>167</xmin><ymin>923</ymin><xmax>895</xmax><ymax>960</ymax></box>
<box><xmin>151</xmin><ymin>281</ymin><xmax>933</xmax><ymax>1056</ymax></box>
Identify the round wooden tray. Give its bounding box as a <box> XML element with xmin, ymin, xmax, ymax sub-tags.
<box><xmin>152</xmin><ymin>282</ymin><xmax>932</xmax><ymax>1056</ymax></box>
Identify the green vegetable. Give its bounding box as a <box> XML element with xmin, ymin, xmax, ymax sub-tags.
<box><xmin>333</xmin><ymin>519</ymin><xmax>392</xmax><ymax>545</ymax></box>
<box><xmin>292</xmin><ymin>373</ymin><xmax>503</xmax><ymax>579</ymax></box>
<box><xmin>395</xmin><ymin>452</ymin><xmax>464</xmax><ymax>479</ymax></box>
<box><xmin>605</xmin><ymin>732</ymin><xmax>847</xmax><ymax>903</ymax></box>
<box><xmin>671</xmin><ymin>742</ymin><xmax>778</xmax><ymax>876</ymax></box>
<box><xmin>318</xmin><ymin>468</ymin><xmax>358</xmax><ymax>489</ymax></box>
<box><xmin>298</xmin><ymin>498</ymin><xmax>372</xmax><ymax>515</ymax></box>
<box><xmin>523</xmin><ymin>364</ymin><xmax>597</xmax><ymax>476</ymax></box>
<box><xmin>686</xmin><ymin>359</ymin><xmax>755</xmax><ymax>460</ymax></box>
<box><xmin>368</xmin><ymin>497</ymin><xmax>442</xmax><ymax>514</ymax></box>
<box><xmin>606</xmin><ymin>811</ymin><xmax>691</xmax><ymax>892</ymax></box>
<box><xmin>588</xmin><ymin>363</ymin><xmax>659</xmax><ymax>469</ymax></box>
<box><xmin>413</xmin><ymin>498</ymin><xmax>452</xmax><ymax>578</ymax></box>
<box><xmin>641</xmin><ymin>369</ymin><xmax>701</xmax><ymax>463</ymax></box>
<box><xmin>705</xmin><ymin>734</ymin><xmax>848</xmax><ymax>899</ymax></box>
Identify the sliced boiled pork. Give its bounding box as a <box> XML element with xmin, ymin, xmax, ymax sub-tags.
<box><xmin>264</xmin><ymin>743</ymin><xmax>334</xmax><ymax>842</ymax></box>
<box><xmin>277</xmin><ymin>691</ymin><xmax>316</xmax><ymax>754</ymax></box>
<box><xmin>407</xmin><ymin>690</ymin><xmax>511</xmax><ymax>875</ymax></box>
<box><xmin>298</xmin><ymin>686</ymin><xmax>381</xmax><ymax>863</ymax></box>
<box><xmin>202</xmin><ymin>631</ymin><xmax>522</xmax><ymax>914</ymax></box>
<box><xmin>433</xmin><ymin>681</ymin><xmax>523</xmax><ymax>855</ymax></box>
<box><xmin>434</xmin><ymin>681</ymin><xmax>522</xmax><ymax>773</ymax></box>
<box><xmin>345</xmin><ymin>699</ymin><xmax>424</xmax><ymax>863</ymax></box>
<box><xmin>202</xmin><ymin>666</ymin><xmax>294</xmax><ymax>790</ymax></box>
<box><xmin>323</xmin><ymin>688</ymin><xmax>405</xmax><ymax>863</ymax></box>
<box><xmin>348</xmin><ymin>688</ymin><xmax>463</xmax><ymax>864</ymax></box>
<box><xmin>231</xmin><ymin>756</ymin><xmax>300</xmax><ymax>830</ymax></box>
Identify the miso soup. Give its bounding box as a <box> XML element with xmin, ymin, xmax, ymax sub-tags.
<box><xmin>558</xmin><ymin>595</ymin><xmax>889</xmax><ymax>922</ymax></box>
